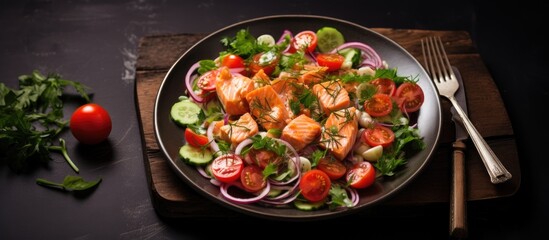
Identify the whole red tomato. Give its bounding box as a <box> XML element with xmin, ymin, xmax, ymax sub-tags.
<box><xmin>70</xmin><ymin>103</ymin><xmax>112</xmax><ymax>144</ymax></box>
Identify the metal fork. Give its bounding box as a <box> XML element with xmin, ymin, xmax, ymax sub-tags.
<box><xmin>422</xmin><ymin>36</ymin><xmax>512</xmax><ymax>184</ymax></box>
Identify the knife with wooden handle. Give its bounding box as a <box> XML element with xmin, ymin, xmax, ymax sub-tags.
<box><xmin>450</xmin><ymin>66</ymin><xmax>468</xmax><ymax>239</ymax></box>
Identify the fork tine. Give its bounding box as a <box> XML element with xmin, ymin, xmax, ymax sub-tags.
<box><xmin>430</xmin><ymin>37</ymin><xmax>445</xmax><ymax>83</ymax></box>
<box><xmin>422</xmin><ymin>36</ymin><xmax>454</xmax><ymax>83</ymax></box>
<box><xmin>433</xmin><ymin>36</ymin><xmax>448</xmax><ymax>81</ymax></box>
<box><xmin>431</xmin><ymin>36</ymin><xmax>456</xmax><ymax>82</ymax></box>
<box><xmin>422</xmin><ymin>37</ymin><xmax>439</xmax><ymax>81</ymax></box>
<box><xmin>436</xmin><ymin>36</ymin><xmax>456</xmax><ymax>81</ymax></box>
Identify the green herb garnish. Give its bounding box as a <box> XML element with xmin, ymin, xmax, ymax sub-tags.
<box><xmin>0</xmin><ymin>70</ymin><xmax>90</xmax><ymax>172</ymax></box>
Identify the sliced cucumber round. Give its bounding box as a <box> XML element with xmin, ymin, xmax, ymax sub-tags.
<box><xmin>316</xmin><ymin>27</ymin><xmax>345</xmax><ymax>53</ymax></box>
<box><xmin>170</xmin><ymin>100</ymin><xmax>201</xmax><ymax>126</ymax></box>
<box><xmin>179</xmin><ymin>143</ymin><xmax>213</xmax><ymax>166</ymax></box>
<box><xmin>257</xmin><ymin>34</ymin><xmax>276</xmax><ymax>47</ymax></box>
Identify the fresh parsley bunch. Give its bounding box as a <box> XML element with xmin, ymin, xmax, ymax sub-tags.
<box><xmin>0</xmin><ymin>70</ymin><xmax>90</xmax><ymax>172</ymax></box>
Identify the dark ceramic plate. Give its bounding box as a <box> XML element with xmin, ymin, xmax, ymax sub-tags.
<box><xmin>154</xmin><ymin>15</ymin><xmax>441</xmax><ymax>221</ymax></box>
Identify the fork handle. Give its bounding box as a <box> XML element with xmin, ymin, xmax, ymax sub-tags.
<box><xmin>448</xmin><ymin>96</ymin><xmax>512</xmax><ymax>184</ymax></box>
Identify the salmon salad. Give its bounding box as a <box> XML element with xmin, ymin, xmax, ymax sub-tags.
<box><xmin>170</xmin><ymin>27</ymin><xmax>426</xmax><ymax>210</ymax></box>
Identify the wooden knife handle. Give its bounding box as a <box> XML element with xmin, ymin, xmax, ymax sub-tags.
<box><xmin>450</xmin><ymin>140</ymin><xmax>468</xmax><ymax>239</ymax></box>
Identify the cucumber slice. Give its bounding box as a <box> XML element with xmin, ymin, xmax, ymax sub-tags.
<box><xmin>294</xmin><ymin>200</ymin><xmax>326</xmax><ymax>211</ymax></box>
<box><xmin>316</xmin><ymin>27</ymin><xmax>345</xmax><ymax>53</ymax></box>
<box><xmin>170</xmin><ymin>100</ymin><xmax>201</xmax><ymax>126</ymax></box>
<box><xmin>179</xmin><ymin>143</ymin><xmax>213</xmax><ymax>166</ymax></box>
<box><xmin>257</xmin><ymin>34</ymin><xmax>276</xmax><ymax>47</ymax></box>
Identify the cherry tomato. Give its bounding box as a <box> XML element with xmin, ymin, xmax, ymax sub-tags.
<box><xmin>249</xmin><ymin>51</ymin><xmax>279</xmax><ymax>76</ymax></box>
<box><xmin>363</xmin><ymin>93</ymin><xmax>393</xmax><ymax>117</ymax></box>
<box><xmin>316</xmin><ymin>53</ymin><xmax>345</xmax><ymax>72</ymax></box>
<box><xmin>290</xmin><ymin>30</ymin><xmax>318</xmax><ymax>53</ymax></box>
<box><xmin>221</xmin><ymin>54</ymin><xmax>245</xmax><ymax>69</ymax></box>
<box><xmin>240</xmin><ymin>165</ymin><xmax>267</xmax><ymax>192</ymax></box>
<box><xmin>196</xmin><ymin>69</ymin><xmax>218</xmax><ymax>92</ymax></box>
<box><xmin>370</xmin><ymin>78</ymin><xmax>396</xmax><ymax>96</ymax></box>
<box><xmin>362</xmin><ymin>124</ymin><xmax>395</xmax><ymax>148</ymax></box>
<box><xmin>70</xmin><ymin>103</ymin><xmax>112</xmax><ymax>145</ymax></box>
<box><xmin>299</xmin><ymin>169</ymin><xmax>331</xmax><ymax>202</ymax></box>
<box><xmin>317</xmin><ymin>157</ymin><xmax>347</xmax><ymax>180</ymax></box>
<box><xmin>346</xmin><ymin>161</ymin><xmax>376</xmax><ymax>189</ymax></box>
<box><xmin>211</xmin><ymin>154</ymin><xmax>244</xmax><ymax>183</ymax></box>
<box><xmin>394</xmin><ymin>82</ymin><xmax>424</xmax><ymax>113</ymax></box>
<box><xmin>184</xmin><ymin>128</ymin><xmax>209</xmax><ymax>148</ymax></box>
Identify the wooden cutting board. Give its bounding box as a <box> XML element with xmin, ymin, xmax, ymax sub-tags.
<box><xmin>135</xmin><ymin>29</ymin><xmax>521</xmax><ymax>218</ymax></box>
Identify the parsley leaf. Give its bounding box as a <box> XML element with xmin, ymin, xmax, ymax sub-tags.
<box><xmin>374</xmin><ymin>124</ymin><xmax>425</xmax><ymax>176</ymax></box>
<box><xmin>328</xmin><ymin>184</ymin><xmax>353</xmax><ymax>209</ymax></box>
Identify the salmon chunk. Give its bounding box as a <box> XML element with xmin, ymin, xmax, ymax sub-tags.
<box><xmin>251</xmin><ymin>68</ymin><xmax>271</xmax><ymax>88</ymax></box>
<box><xmin>312</xmin><ymin>80</ymin><xmax>351</xmax><ymax>116</ymax></box>
<box><xmin>245</xmin><ymin>85</ymin><xmax>290</xmax><ymax>131</ymax></box>
<box><xmin>298</xmin><ymin>65</ymin><xmax>328</xmax><ymax>85</ymax></box>
<box><xmin>280</xmin><ymin>114</ymin><xmax>321</xmax><ymax>152</ymax></box>
<box><xmin>270</xmin><ymin>78</ymin><xmax>300</xmax><ymax>119</ymax></box>
<box><xmin>215</xmin><ymin>67</ymin><xmax>255</xmax><ymax>115</ymax></box>
<box><xmin>320</xmin><ymin>107</ymin><xmax>358</xmax><ymax>160</ymax></box>
<box><xmin>219</xmin><ymin>112</ymin><xmax>259</xmax><ymax>146</ymax></box>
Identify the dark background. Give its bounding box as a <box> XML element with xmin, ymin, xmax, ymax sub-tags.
<box><xmin>1</xmin><ymin>0</ymin><xmax>546</xmax><ymax>239</ymax></box>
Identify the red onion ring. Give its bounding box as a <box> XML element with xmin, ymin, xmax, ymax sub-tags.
<box><xmin>330</xmin><ymin>42</ymin><xmax>383</xmax><ymax>69</ymax></box>
<box><xmin>278</xmin><ymin>30</ymin><xmax>293</xmax><ymax>53</ymax></box>
<box><xmin>220</xmin><ymin>181</ymin><xmax>271</xmax><ymax>204</ymax></box>
<box><xmin>196</xmin><ymin>166</ymin><xmax>211</xmax><ymax>179</ymax></box>
<box><xmin>349</xmin><ymin>187</ymin><xmax>359</xmax><ymax>206</ymax></box>
<box><xmin>185</xmin><ymin>62</ymin><xmax>206</xmax><ymax>103</ymax></box>
<box><xmin>265</xmin><ymin>181</ymin><xmax>300</xmax><ymax>201</ymax></box>
<box><xmin>267</xmin><ymin>138</ymin><xmax>301</xmax><ymax>186</ymax></box>
<box><xmin>277</xmin><ymin>30</ymin><xmax>293</xmax><ymax>44</ymax></box>
<box><xmin>234</xmin><ymin>138</ymin><xmax>253</xmax><ymax>155</ymax></box>
<box><xmin>260</xmin><ymin>191</ymin><xmax>300</xmax><ymax>205</ymax></box>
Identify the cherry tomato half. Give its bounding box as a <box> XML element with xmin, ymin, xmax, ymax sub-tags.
<box><xmin>196</xmin><ymin>69</ymin><xmax>218</xmax><ymax>92</ymax></box>
<box><xmin>240</xmin><ymin>165</ymin><xmax>267</xmax><ymax>192</ymax></box>
<box><xmin>221</xmin><ymin>54</ymin><xmax>245</xmax><ymax>69</ymax></box>
<box><xmin>362</xmin><ymin>124</ymin><xmax>395</xmax><ymax>148</ymax></box>
<box><xmin>70</xmin><ymin>103</ymin><xmax>112</xmax><ymax>145</ymax></box>
<box><xmin>370</xmin><ymin>78</ymin><xmax>396</xmax><ymax>96</ymax></box>
<box><xmin>363</xmin><ymin>93</ymin><xmax>393</xmax><ymax>117</ymax></box>
<box><xmin>184</xmin><ymin>128</ymin><xmax>209</xmax><ymax>148</ymax></box>
<box><xmin>299</xmin><ymin>169</ymin><xmax>331</xmax><ymax>202</ymax></box>
<box><xmin>211</xmin><ymin>154</ymin><xmax>244</xmax><ymax>183</ymax></box>
<box><xmin>249</xmin><ymin>51</ymin><xmax>279</xmax><ymax>76</ymax></box>
<box><xmin>394</xmin><ymin>82</ymin><xmax>424</xmax><ymax>113</ymax></box>
<box><xmin>316</xmin><ymin>53</ymin><xmax>345</xmax><ymax>72</ymax></box>
<box><xmin>346</xmin><ymin>161</ymin><xmax>376</xmax><ymax>189</ymax></box>
<box><xmin>317</xmin><ymin>157</ymin><xmax>347</xmax><ymax>180</ymax></box>
<box><xmin>290</xmin><ymin>30</ymin><xmax>318</xmax><ymax>53</ymax></box>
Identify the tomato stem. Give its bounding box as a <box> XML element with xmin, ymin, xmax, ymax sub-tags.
<box><xmin>48</xmin><ymin>138</ymin><xmax>80</xmax><ymax>173</ymax></box>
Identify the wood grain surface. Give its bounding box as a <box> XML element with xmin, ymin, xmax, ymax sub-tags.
<box><xmin>135</xmin><ymin>29</ymin><xmax>520</xmax><ymax>218</ymax></box>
